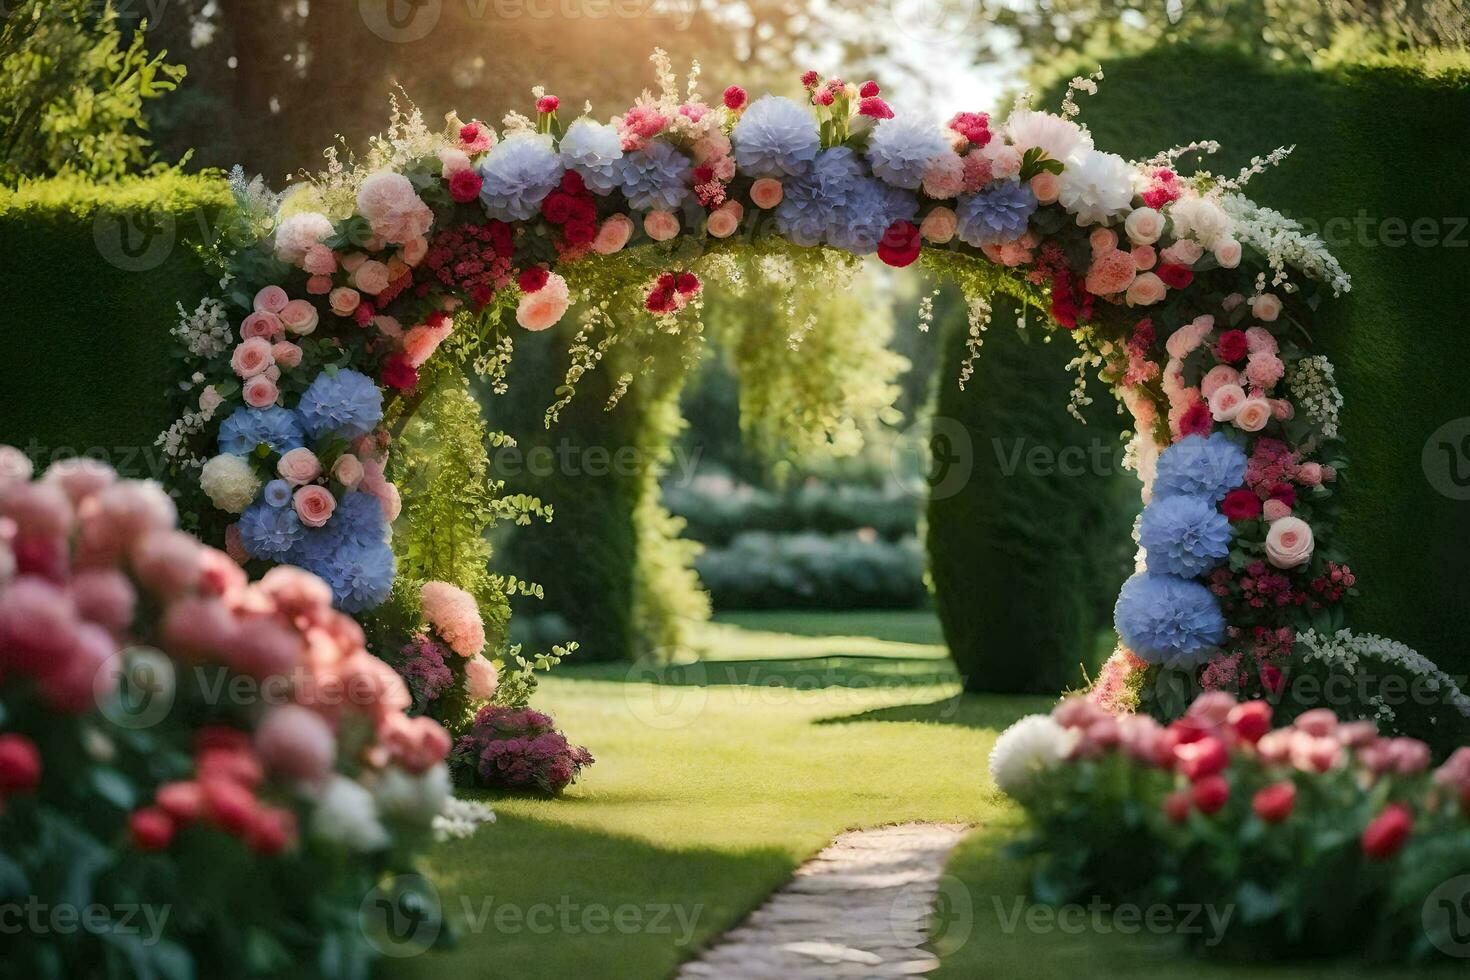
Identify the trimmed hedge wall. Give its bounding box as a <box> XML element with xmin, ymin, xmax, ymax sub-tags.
<box><xmin>1044</xmin><ymin>48</ymin><xmax>1470</xmax><ymax>677</ymax></box>
<box><xmin>927</xmin><ymin>298</ymin><xmax>1137</xmax><ymax>693</ymax></box>
<box><xmin>0</xmin><ymin>175</ymin><xmax>230</xmax><ymax>473</ymax></box>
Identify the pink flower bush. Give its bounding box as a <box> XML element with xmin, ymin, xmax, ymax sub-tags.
<box><xmin>420</xmin><ymin>580</ymin><xmax>485</xmax><ymax>657</ymax></box>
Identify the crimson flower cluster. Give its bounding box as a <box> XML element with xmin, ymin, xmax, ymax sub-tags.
<box><xmin>422</xmin><ymin>221</ymin><xmax>516</xmax><ymax>309</ymax></box>
<box><xmin>645</xmin><ymin>271</ymin><xmax>700</xmax><ymax>314</ymax></box>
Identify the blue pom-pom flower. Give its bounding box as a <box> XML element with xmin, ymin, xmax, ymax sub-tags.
<box><xmin>866</xmin><ymin>117</ymin><xmax>947</xmax><ymax>190</ymax></box>
<box><xmin>295</xmin><ymin>369</ymin><xmax>383</xmax><ymax>442</ymax></box>
<box><xmin>826</xmin><ymin>178</ymin><xmax>918</xmax><ymax>255</ymax></box>
<box><xmin>237</xmin><ymin>499</ymin><xmax>303</xmax><ymax>560</ymax></box>
<box><xmin>217</xmin><ymin>406</ymin><xmax>305</xmax><ymax>457</ymax></box>
<box><xmin>1114</xmin><ymin>572</ymin><xmax>1227</xmax><ymax>667</ymax></box>
<box><xmin>1139</xmin><ymin>494</ymin><xmax>1233</xmax><ymax>578</ymax></box>
<box><xmin>774</xmin><ymin>147</ymin><xmax>864</xmax><ymax>246</ymax></box>
<box><xmin>559</xmin><ymin>119</ymin><xmax>624</xmax><ymax>195</ymax></box>
<box><xmin>731</xmin><ymin>96</ymin><xmax>820</xmax><ymax>178</ymax></box>
<box><xmin>616</xmin><ymin>139</ymin><xmax>692</xmax><ymax>211</ymax></box>
<box><xmin>479</xmin><ymin>133</ymin><xmax>565</xmax><ymax>221</ymax></box>
<box><xmin>1153</xmin><ymin>432</ymin><xmax>1248</xmax><ymax>504</ymax></box>
<box><xmin>283</xmin><ymin>490</ymin><xmax>393</xmax><ymax>611</ymax></box>
<box><xmin>955</xmin><ymin>180</ymin><xmax>1037</xmax><ymax>246</ymax></box>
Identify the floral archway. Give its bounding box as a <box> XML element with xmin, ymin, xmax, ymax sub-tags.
<box><xmin>161</xmin><ymin>52</ymin><xmax>1375</xmax><ymax>730</ymax></box>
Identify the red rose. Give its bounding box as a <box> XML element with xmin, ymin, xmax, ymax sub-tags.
<box><xmin>246</xmin><ymin>806</ymin><xmax>296</xmax><ymax>855</ymax></box>
<box><xmin>1215</xmin><ymin>329</ymin><xmax>1249</xmax><ymax>363</ymax></box>
<box><xmin>569</xmin><ymin>197</ymin><xmax>597</xmax><ymax>224</ymax></box>
<box><xmin>1362</xmin><ymin>803</ymin><xmax>1413</xmax><ymax>859</ymax></box>
<box><xmin>129</xmin><ymin>807</ymin><xmax>176</xmax><ymax>851</ymax></box>
<box><xmin>518</xmin><ymin>266</ymin><xmax>550</xmax><ymax>293</ymax></box>
<box><xmin>0</xmin><ymin>734</ymin><xmax>41</xmax><ymax>794</ymax></box>
<box><xmin>353</xmin><ymin>302</ymin><xmax>376</xmax><ymax>327</ymax></box>
<box><xmin>449</xmin><ymin>168</ymin><xmax>483</xmax><ymax>204</ymax></box>
<box><xmin>1191</xmin><ymin>774</ymin><xmax>1230</xmax><ymax>814</ymax></box>
<box><xmin>859</xmin><ymin>80</ymin><xmax>880</xmax><ymax>98</ymax></box>
<box><xmin>1162</xmin><ymin>790</ymin><xmax>1192</xmax><ymax>825</ymax></box>
<box><xmin>542</xmin><ymin>192</ymin><xmax>573</xmax><ymax>225</ymax></box>
<box><xmin>1179</xmin><ymin>401</ymin><xmax>1213</xmax><ymax>437</ymax></box>
<box><xmin>563</xmin><ymin>220</ymin><xmax>597</xmax><ymax>246</ymax></box>
<box><xmin>1227</xmin><ymin>700</ymin><xmax>1273</xmax><ymax>743</ymax></box>
<box><xmin>877</xmin><ymin>220</ymin><xmax>922</xmax><ymax>267</ymax></box>
<box><xmin>946</xmin><ymin>111</ymin><xmax>993</xmax><ymax>147</ymax></box>
<box><xmin>1252</xmin><ymin>782</ymin><xmax>1296</xmax><ymax>823</ymax></box>
<box><xmin>676</xmin><ymin>273</ymin><xmax>701</xmax><ymax>295</ymax></box>
<box><xmin>1156</xmin><ymin>263</ymin><xmax>1193</xmax><ymax>289</ymax></box>
<box><xmin>1174</xmin><ymin>734</ymin><xmax>1229</xmax><ymax>781</ymax></box>
<box><xmin>723</xmin><ymin>85</ymin><xmax>747</xmax><ymax>110</ymax></box>
<box><xmin>156</xmin><ymin>780</ymin><xmax>206</xmax><ymax>824</ymax></box>
<box><xmin>693</xmin><ymin>164</ymin><xmax>715</xmax><ymax>184</ymax></box>
<box><xmin>1268</xmin><ymin>483</ymin><xmax>1297</xmax><ymax>507</ymax></box>
<box><xmin>560</xmin><ymin>170</ymin><xmax>585</xmax><ymax>194</ymax></box>
<box><xmin>381</xmin><ymin>352</ymin><xmax>419</xmax><ymax>391</ymax></box>
<box><xmin>1221</xmin><ymin>488</ymin><xmax>1263</xmax><ymax>521</ymax></box>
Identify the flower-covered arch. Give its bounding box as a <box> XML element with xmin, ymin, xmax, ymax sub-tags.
<box><xmin>163</xmin><ymin>52</ymin><xmax>1398</xmax><ymax>726</ymax></box>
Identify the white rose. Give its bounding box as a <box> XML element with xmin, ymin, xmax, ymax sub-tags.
<box><xmin>199</xmin><ymin>454</ymin><xmax>260</xmax><ymax>514</ymax></box>
<box><xmin>1250</xmin><ymin>293</ymin><xmax>1283</xmax><ymax>322</ymax></box>
<box><xmin>1057</xmin><ymin>150</ymin><xmax>1135</xmax><ymax>226</ymax></box>
<box><xmin>1208</xmin><ymin>383</ymin><xmax>1247</xmax><ymax>422</ymax></box>
<box><xmin>1233</xmin><ymin>398</ymin><xmax>1273</xmax><ymax>432</ymax></box>
<box><xmin>1123</xmin><ymin>207</ymin><xmax>1164</xmax><ymax>245</ymax></box>
<box><xmin>1169</xmin><ymin>194</ymin><xmax>1233</xmax><ymax>249</ymax></box>
<box><xmin>1265</xmin><ymin>516</ymin><xmax>1315</xmax><ymax>569</ymax></box>
<box><xmin>1213</xmin><ymin>238</ymin><xmax>1243</xmax><ymax>268</ymax></box>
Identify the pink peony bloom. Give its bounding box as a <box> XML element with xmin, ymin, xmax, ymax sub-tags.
<box><xmin>403</xmin><ymin>321</ymin><xmax>454</xmax><ymax>368</ymax></box>
<box><xmin>356</xmin><ymin>170</ymin><xmax>435</xmax><ymax>245</ymax></box>
<box><xmin>420</xmin><ymin>580</ymin><xmax>485</xmax><ymax>657</ymax></box>
<box><xmin>302</xmin><ymin>244</ymin><xmax>337</xmax><ymax>276</ymax></box>
<box><xmin>1084</xmin><ymin>249</ymin><xmax>1136</xmax><ymax>295</ymax></box>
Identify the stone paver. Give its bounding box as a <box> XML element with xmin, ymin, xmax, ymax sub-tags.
<box><xmin>675</xmin><ymin>823</ymin><xmax>970</xmax><ymax>980</ymax></box>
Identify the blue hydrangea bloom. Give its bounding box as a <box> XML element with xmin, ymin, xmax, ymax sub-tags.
<box><xmin>827</xmin><ymin>178</ymin><xmax>919</xmax><ymax>255</ymax></box>
<box><xmin>955</xmin><ymin>180</ymin><xmax>1038</xmax><ymax>246</ymax></box>
<box><xmin>1139</xmin><ymin>494</ymin><xmax>1233</xmax><ymax>578</ymax></box>
<box><xmin>318</xmin><ymin>537</ymin><xmax>397</xmax><ymax>613</ymax></box>
<box><xmin>616</xmin><ymin>139</ymin><xmax>692</xmax><ymax>211</ymax></box>
<box><xmin>237</xmin><ymin>499</ymin><xmax>303</xmax><ymax>560</ymax></box>
<box><xmin>866</xmin><ymin>117</ymin><xmax>948</xmax><ymax>190</ymax></box>
<box><xmin>731</xmin><ymin>96</ymin><xmax>820</xmax><ymax>178</ymax></box>
<box><xmin>478</xmin><ymin>133</ymin><xmax>565</xmax><ymax>221</ymax></box>
<box><xmin>217</xmin><ymin>406</ymin><xmax>306</xmax><ymax>456</ymax></box>
<box><xmin>1154</xmin><ymin>432</ymin><xmax>1248</xmax><ymax>504</ymax></box>
<box><xmin>1114</xmin><ymin>572</ymin><xmax>1227</xmax><ymax>667</ymax></box>
<box><xmin>559</xmin><ymin>118</ymin><xmax>624</xmax><ymax>195</ymax></box>
<box><xmin>295</xmin><ymin>369</ymin><xmax>383</xmax><ymax>442</ymax></box>
<box><xmin>331</xmin><ymin>490</ymin><xmax>389</xmax><ymax>547</ymax></box>
<box><xmin>774</xmin><ymin>147</ymin><xmax>865</xmax><ymax>246</ymax></box>
<box><xmin>263</xmin><ymin>479</ymin><xmax>292</xmax><ymax>508</ymax></box>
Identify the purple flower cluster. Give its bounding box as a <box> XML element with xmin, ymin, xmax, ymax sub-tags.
<box><xmin>394</xmin><ymin>634</ymin><xmax>455</xmax><ymax>706</ymax></box>
<box><xmin>452</xmin><ymin>705</ymin><xmax>594</xmax><ymax>795</ymax></box>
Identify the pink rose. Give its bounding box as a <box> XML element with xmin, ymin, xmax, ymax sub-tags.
<box><xmin>230</xmin><ymin>338</ymin><xmax>274</xmax><ymax>379</ymax></box>
<box><xmin>438</xmin><ymin>146</ymin><xmax>472</xmax><ymax>176</ymax></box>
<box><xmin>1214</xmin><ymin>238</ymin><xmax>1242</xmax><ymax>268</ymax></box>
<box><xmin>242</xmin><ymin>374</ymin><xmax>279</xmax><ymax>409</ymax></box>
<box><xmin>277</xmin><ymin>448</ymin><xmax>323</xmax><ymax>486</ymax></box>
<box><xmin>920</xmin><ymin>207</ymin><xmax>957</xmax><ymax>244</ymax></box>
<box><xmin>403</xmin><ymin>321</ymin><xmax>453</xmax><ymax>367</ymax></box>
<box><xmin>1245</xmin><ymin>351</ymin><xmax>1285</xmax><ymax>390</ymax></box>
<box><xmin>340</xmin><ymin>253</ymin><xmax>368</xmax><ymax>274</ymax></box>
<box><xmin>1263</xmin><ymin>498</ymin><xmax>1292</xmax><ymax>521</ymax></box>
<box><xmin>465</xmin><ymin>655</ymin><xmax>499</xmax><ymax>700</ymax></box>
<box><xmin>592</xmin><ymin>214</ymin><xmax>634</xmax><ymax>255</ymax></box>
<box><xmin>293</xmin><ymin>486</ymin><xmax>336</xmax><ymax>528</ymax></box>
<box><xmin>1298</xmin><ymin>461</ymin><xmax>1324</xmax><ymax>486</ymax></box>
<box><xmin>400</xmin><ymin>236</ymin><xmax>429</xmax><ymax>267</ymax></box>
<box><xmin>279</xmin><ymin>299</ymin><xmax>319</xmax><ymax>336</ymax></box>
<box><xmin>254</xmin><ymin>285</ymin><xmax>289</xmax><ymax>314</ymax></box>
<box><xmin>255</xmin><ymin>705</ymin><xmax>335</xmax><ymax>781</ymax></box>
<box><xmin>241</xmin><ymin>311</ymin><xmax>283</xmax><ymax>340</ymax></box>
<box><xmin>985</xmin><ymin>142</ymin><xmax>1022</xmax><ymax>179</ymax></box>
<box><xmin>374</xmin><ymin>315</ymin><xmax>403</xmax><ymax>338</ymax></box>
<box><xmin>515</xmin><ymin>272</ymin><xmax>570</xmax><ymax>331</ymax></box>
<box><xmin>332</xmin><ymin>454</ymin><xmax>364</xmax><ymax>488</ymax></box>
<box><xmin>1265</xmin><ymin>516</ymin><xmax>1314</xmax><ymax>568</ymax></box>
<box><xmin>1089</xmin><ymin>227</ymin><xmax>1118</xmax><ymax>256</ymax></box>
<box><xmin>198</xmin><ymin>385</ymin><xmax>223</xmax><ymax>413</ymax></box>
<box><xmin>1160</xmin><ymin>239</ymin><xmax>1204</xmax><ymax>266</ymax></box>
<box><xmin>270</xmin><ymin>341</ymin><xmax>303</xmax><ymax>369</ymax></box>
<box><xmin>1200</xmin><ymin>365</ymin><xmax>1241</xmax><ymax>399</ymax></box>
<box><xmin>921</xmin><ymin>150</ymin><xmax>965</xmax><ymax>199</ymax></box>
<box><xmin>706</xmin><ymin>208</ymin><xmax>739</xmax><ymax>239</ymax></box>
<box><xmin>722</xmin><ymin>200</ymin><xmax>745</xmax><ymax>220</ymax></box>
<box><xmin>1124</xmin><ymin>207</ymin><xmax>1164</xmax><ymax>245</ymax></box>
<box><xmin>1270</xmin><ymin>399</ymin><xmax>1295</xmax><ymax>421</ymax></box>
<box><xmin>329</xmin><ymin>288</ymin><xmax>362</xmax><ymax>317</ymax></box>
<box><xmin>353</xmin><ymin>260</ymin><xmax>392</xmax><ymax>296</ymax></box>
<box><xmin>1165</xmin><ymin>316</ymin><xmax>1213</xmax><ymax>359</ymax></box>
<box><xmin>302</xmin><ymin>244</ymin><xmax>337</xmax><ymax>276</ymax></box>
<box><xmin>1251</xmin><ymin>293</ymin><xmax>1282</xmax><ymax>322</ymax></box>
<box><xmin>1029</xmin><ymin>172</ymin><xmax>1060</xmax><ymax>204</ymax></box>
<box><xmin>1131</xmin><ymin>245</ymin><xmax>1156</xmax><ymax>270</ymax></box>
<box><xmin>750</xmin><ymin>178</ymin><xmax>784</xmax><ymax>209</ymax></box>
<box><xmin>1244</xmin><ymin>325</ymin><xmax>1278</xmax><ymax>354</ymax></box>
<box><xmin>307</xmin><ymin>275</ymin><xmax>333</xmax><ymax>295</ymax></box>
<box><xmin>643</xmin><ymin>210</ymin><xmax>680</xmax><ymax>242</ymax></box>
<box><xmin>356</xmin><ymin>170</ymin><xmax>434</xmax><ymax>244</ymax></box>
<box><xmin>1221</xmin><ymin>292</ymin><xmax>1245</xmax><ymax>311</ymax></box>
<box><xmin>1208</xmin><ymin>383</ymin><xmax>1247</xmax><ymax>421</ymax></box>
<box><xmin>1125</xmin><ymin>272</ymin><xmax>1167</xmax><ymax>306</ymax></box>
<box><xmin>1233</xmin><ymin>398</ymin><xmax>1273</xmax><ymax>432</ymax></box>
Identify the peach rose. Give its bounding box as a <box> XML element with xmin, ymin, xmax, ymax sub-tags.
<box><xmin>1200</xmin><ymin>364</ymin><xmax>1241</xmax><ymax>399</ymax></box>
<box><xmin>1029</xmin><ymin>172</ymin><xmax>1060</xmax><ymax>204</ymax></box>
<box><xmin>242</xmin><ymin>374</ymin><xmax>279</xmax><ymax>409</ymax></box>
<box><xmin>332</xmin><ymin>453</ymin><xmax>364</xmax><ymax>488</ymax></box>
<box><xmin>385</xmin><ymin>256</ymin><xmax>410</xmax><ymax>282</ymax></box>
<box><xmin>643</xmin><ymin>210</ymin><xmax>680</xmax><ymax>242</ymax></box>
<box><xmin>515</xmin><ymin>273</ymin><xmax>570</xmax><ymax>332</ymax></box>
<box><xmin>1265</xmin><ymin>516</ymin><xmax>1314</xmax><ymax>568</ymax></box>
<box><xmin>722</xmin><ymin>200</ymin><xmax>745</xmax><ymax>220</ymax></box>
<box><xmin>353</xmin><ymin>260</ymin><xmax>391</xmax><ymax>296</ymax></box>
<box><xmin>302</xmin><ymin>244</ymin><xmax>337</xmax><ymax>276</ymax></box>
<box><xmin>1084</xmin><ymin>249</ymin><xmax>1136</xmax><ymax>295</ymax></box>
<box><xmin>706</xmin><ymin>208</ymin><xmax>739</xmax><ymax>239</ymax></box>
<box><xmin>329</xmin><ymin>288</ymin><xmax>361</xmax><ymax>317</ymax></box>
<box><xmin>1131</xmin><ymin>245</ymin><xmax>1156</xmax><ymax>270</ymax></box>
<box><xmin>1124</xmin><ymin>207</ymin><xmax>1164</xmax><ymax>246</ymax></box>
<box><xmin>920</xmin><ymin>207</ymin><xmax>957</xmax><ymax>244</ymax></box>
<box><xmin>1208</xmin><ymin>383</ymin><xmax>1247</xmax><ymax>421</ymax></box>
<box><xmin>1125</xmin><ymin>272</ymin><xmax>1167</xmax><ymax>306</ymax></box>
<box><xmin>241</xmin><ymin>311</ymin><xmax>283</xmax><ymax>340</ymax></box>
<box><xmin>292</xmin><ymin>485</ymin><xmax>336</xmax><ymax>528</ymax></box>
<box><xmin>750</xmin><ymin>178</ymin><xmax>784</xmax><ymax>209</ymax></box>
<box><xmin>254</xmin><ymin>285</ymin><xmax>289</xmax><ymax>314</ymax></box>
<box><xmin>592</xmin><ymin>214</ymin><xmax>634</xmax><ymax>255</ymax></box>
<box><xmin>1213</xmin><ymin>238</ymin><xmax>1242</xmax><ymax>268</ymax></box>
<box><xmin>230</xmin><ymin>338</ymin><xmax>274</xmax><ymax>379</ymax></box>
<box><xmin>1251</xmin><ymin>293</ymin><xmax>1282</xmax><ymax>322</ymax></box>
<box><xmin>1159</xmin><ymin>239</ymin><xmax>1204</xmax><ymax>266</ymax></box>
<box><xmin>277</xmin><ymin>448</ymin><xmax>322</xmax><ymax>486</ymax></box>
<box><xmin>340</xmin><ymin>253</ymin><xmax>368</xmax><ymax>273</ymax></box>
<box><xmin>198</xmin><ymin>385</ymin><xmax>223</xmax><ymax>413</ymax></box>
<box><xmin>279</xmin><ymin>299</ymin><xmax>319</xmax><ymax>336</ymax></box>
<box><xmin>400</xmin><ymin>236</ymin><xmax>429</xmax><ymax>267</ymax></box>
<box><xmin>1263</xmin><ymin>498</ymin><xmax>1292</xmax><ymax>522</ymax></box>
<box><xmin>1233</xmin><ymin>397</ymin><xmax>1273</xmax><ymax>432</ymax></box>
<box><xmin>1089</xmin><ymin>227</ymin><xmax>1118</xmax><ymax>255</ymax></box>
<box><xmin>270</xmin><ymin>341</ymin><xmax>303</xmax><ymax>369</ymax></box>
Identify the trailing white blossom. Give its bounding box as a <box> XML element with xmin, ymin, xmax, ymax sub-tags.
<box><xmin>433</xmin><ymin>796</ymin><xmax>498</xmax><ymax>842</ymax></box>
<box><xmin>1286</xmin><ymin>354</ymin><xmax>1344</xmax><ymax>440</ymax></box>
<box><xmin>1222</xmin><ymin>193</ymin><xmax>1352</xmax><ymax>296</ymax></box>
<box><xmin>171</xmin><ymin>297</ymin><xmax>232</xmax><ymax>359</ymax></box>
<box><xmin>1297</xmin><ymin>628</ymin><xmax>1470</xmax><ymax>726</ymax></box>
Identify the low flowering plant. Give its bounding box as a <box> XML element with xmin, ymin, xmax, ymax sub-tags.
<box><xmin>451</xmin><ymin>705</ymin><xmax>594</xmax><ymax>795</ymax></box>
<box><xmin>993</xmin><ymin>691</ymin><xmax>1470</xmax><ymax>962</ymax></box>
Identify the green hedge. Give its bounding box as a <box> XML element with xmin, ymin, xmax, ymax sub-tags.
<box><xmin>0</xmin><ymin>174</ymin><xmax>230</xmax><ymax>473</ymax></box>
<box><xmin>927</xmin><ymin>298</ymin><xmax>1137</xmax><ymax>693</ymax></box>
<box><xmin>1041</xmin><ymin>48</ymin><xmax>1470</xmax><ymax>678</ymax></box>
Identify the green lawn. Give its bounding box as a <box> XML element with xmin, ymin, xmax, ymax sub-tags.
<box><xmin>392</xmin><ymin>612</ymin><xmax>1449</xmax><ymax>979</ymax></box>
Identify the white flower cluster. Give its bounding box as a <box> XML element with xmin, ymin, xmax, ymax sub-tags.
<box><xmin>198</xmin><ymin>453</ymin><xmax>259</xmax><ymax>513</ymax></box>
<box><xmin>989</xmin><ymin>714</ymin><xmax>1078</xmax><ymax>796</ymax></box>
<box><xmin>1286</xmin><ymin>354</ymin><xmax>1344</xmax><ymax>440</ymax></box>
<box><xmin>433</xmin><ymin>796</ymin><xmax>498</xmax><ymax>842</ymax></box>
<box><xmin>1221</xmin><ymin>193</ymin><xmax>1352</xmax><ymax>296</ymax></box>
<box><xmin>1297</xmin><ymin>628</ymin><xmax>1470</xmax><ymax>725</ymax></box>
<box><xmin>171</xmin><ymin>297</ymin><xmax>232</xmax><ymax>358</ymax></box>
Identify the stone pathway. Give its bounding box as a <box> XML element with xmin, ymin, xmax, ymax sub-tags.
<box><xmin>677</xmin><ymin>823</ymin><xmax>971</xmax><ymax>979</ymax></box>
